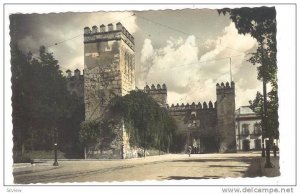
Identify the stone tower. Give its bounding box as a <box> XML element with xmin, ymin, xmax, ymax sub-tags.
<box><xmin>216</xmin><ymin>81</ymin><xmax>236</xmax><ymax>153</ymax></box>
<box><xmin>83</xmin><ymin>22</ymin><xmax>135</xmax><ymax>121</ymax></box>
<box><xmin>144</xmin><ymin>83</ymin><xmax>167</xmax><ymax>107</ymax></box>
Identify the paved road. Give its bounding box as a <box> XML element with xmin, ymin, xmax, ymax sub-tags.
<box><xmin>13</xmin><ymin>152</ymin><xmax>261</xmax><ymax>184</ymax></box>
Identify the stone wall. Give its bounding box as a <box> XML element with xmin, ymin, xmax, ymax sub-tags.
<box><xmin>84</xmin><ymin>23</ymin><xmax>135</xmax><ymax>120</ymax></box>
<box><xmin>84</xmin><ymin>64</ymin><xmax>122</xmax><ymax>121</ymax></box>
<box><xmin>119</xmin><ymin>42</ymin><xmax>135</xmax><ymax>95</ymax></box>
<box><xmin>122</xmin><ymin>128</ymin><xmax>138</xmax><ymax>159</ymax></box>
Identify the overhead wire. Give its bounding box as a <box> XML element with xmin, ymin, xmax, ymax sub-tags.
<box><xmin>28</xmin><ymin>12</ymin><xmax>253</xmax><ymax>76</ymax></box>
<box><xmin>134</xmin><ymin>13</ymin><xmax>248</xmax><ymax>54</ymax></box>
<box><xmin>136</xmin><ymin>53</ymin><xmax>249</xmax><ymax>74</ymax></box>
<box><xmin>29</xmin><ymin>13</ymin><xmax>136</xmax><ymax>56</ymax></box>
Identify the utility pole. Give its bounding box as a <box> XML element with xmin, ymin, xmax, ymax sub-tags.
<box><xmin>256</xmin><ymin>106</ymin><xmax>265</xmax><ymax>157</ymax></box>
<box><xmin>230</xmin><ymin>57</ymin><xmax>232</xmax><ymax>83</ymax></box>
<box><xmin>142</xmin><ymin>109</ymin><xmax>146</xmax><ymax>158</ymax></box>
<box><xmin>261</xmin><ymin>41</ymin><xmax>273</xmax><ymax>168</ymax></box>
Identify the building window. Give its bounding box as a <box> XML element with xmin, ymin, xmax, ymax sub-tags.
<box><xmin>253</xmin><ymin>123</ymin><xmax>262</xmax><ymax>135</ymax></box>
<box><xmin>241</xmin><ymin>124</ymin><xmax>249</xmax><ymax>136</ymax></box>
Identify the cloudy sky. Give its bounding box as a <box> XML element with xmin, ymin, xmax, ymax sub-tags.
<box><xmin>10</xmin><ymin>9</ymin><xmax>262</xmax><ymax>108</ymax></box>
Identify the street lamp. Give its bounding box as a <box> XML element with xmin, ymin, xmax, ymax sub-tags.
<box><xmin>53</xmin><ymin>143</ymin><xmax>59</xmax><ymax>166</ymax></box>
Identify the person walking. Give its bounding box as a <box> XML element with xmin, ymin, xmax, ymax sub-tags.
<box><xmin>188</xmin><ymin>145</ymin><xmax>192</xmax><ymax>157</ymax></box>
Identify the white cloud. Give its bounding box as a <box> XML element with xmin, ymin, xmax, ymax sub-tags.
<box><xmin>235</xmin><ymin>85</ymin><xmax>262</xmax><ymax>107</ymax></box>
<box><xmin>200</xmin><ymin>22</ymin><xmax>257</xmax><ymax>62</ymax></box>
<box><xmin>137</xmin><ymin>22</ymin><xmax>260</xmax><ymax>108</ymax></box>
<box><xmin>141</xmin><ymin>39</ymin><xmax>154</xmax><ymax>63</ymax></box>
<box><xmin>18</xmin><ymin>35</ymin><xmax>40</xmax><ymax>54</ymax></box>
<box><xmin>140</xmin><ymin>35</ymin><xmax>200</xmax><ymax>95</ymax></box>
<box><xmin>67</xmin><ymin>55</ymin><xmax>84</xmax><ymax>71</ymax></box>
<box><xmin>16</xmin><ymin>12</ymin><xmax>261</xmax><ymax>109</ymax></box>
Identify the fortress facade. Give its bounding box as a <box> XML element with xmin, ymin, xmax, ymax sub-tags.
<box><xmin>145</xmin><ymin>82</ymin><xmax>236</xmax><ymax>154</ymax></box>
<box><xmin>67</xmin><ymin>23</ymin><xmax>236</xmax><ymax>158</ymax></box>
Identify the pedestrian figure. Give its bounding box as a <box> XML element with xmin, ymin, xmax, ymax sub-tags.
<box><xmin>188</xmin><ymin>145</ymin><xmax>192</xmax><ymax>157</ymax></box>
<box><xmin>273</xmin><ymin>143</ymin><xmax>278</xmax><ymax>158</ymax></box>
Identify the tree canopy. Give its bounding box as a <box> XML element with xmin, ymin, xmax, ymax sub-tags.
<box><xmin>11</xmin><ymin>45</ymin><xmax>84</xmax><ymax>160</ymax></box>
<box><xmin>219</xmin><ymin>7</ymin><xmax>279</xmax><ymax>139</ymax></box>
<box><xmin>219</xmin><ymin>7</ymin><xmax>277</xmax><ymax>83</ymax></box>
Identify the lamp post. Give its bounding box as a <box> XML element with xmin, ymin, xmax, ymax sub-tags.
<box><xmin>53</xmin><ymin>143</ymin><xmax>59</xmax><ymax>166</ymax></box>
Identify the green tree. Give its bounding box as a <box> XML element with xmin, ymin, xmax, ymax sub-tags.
<box><xmin>106</xmin><ymin>90</ymin><xmax>178</xmax><ymax>153</ymax></box>
<box><xmin>11</xmin><ymin>45</ymin><xmax>83</xmax><ymax>160</ymax></box>
<box><xmin>79</xmin><ymin>120</ymin><xmax>100</xmax><ymax>159</ymax></box>
<box><xmin>219</xmin><ymin>7</ymin><xmax>279</xmax><ymax>139</ymax></box>
<box><xmin>11</xmin><ymin>45</ymin><xmax>32</xmax><ymax>155</ymax></box>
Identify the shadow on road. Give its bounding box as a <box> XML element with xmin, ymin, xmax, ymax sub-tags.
<box><xmin>208</xmin><ymin>165</ymin><xmax>247</xmax><ymax>168</ymax></box>
<box><xmin>14</xmin><ymin>164</ymin><xmax>136</xmax><ymax>184</ymax></box>
<box><xmin>167</xmin><ymin>156</ymin><xmax>262</xmax><ymax>179</ymax></box>
<box><xmin>243</xmin><ymin>157</ymin><xmax>262</xmax><ymax>177</ymax></box>
<box><xmin>170</xmin><ymin>156</ymin><xmax>253</xmax><ymax>163</ymax></box>
<box><xmin>164</xmin><ymin>176</ymin><xmax>221</xmax><ymax>180</ymax></box>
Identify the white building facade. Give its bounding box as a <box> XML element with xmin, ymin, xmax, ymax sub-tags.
<box><xmin>235</xmin><ymin>106</ymin><xmax>262</xmax><ymax>151</ymax></box>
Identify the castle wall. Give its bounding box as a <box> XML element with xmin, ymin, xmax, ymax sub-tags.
<box><xmin>168</xmin><ymin>103</ymin><xmax>218</xmax><ymax>153</ymax></box>
<box><xmin>81</xmin><ymin>23</ymin><xmax>237</xmax><ymax>158</ymax></box>
<box><xmin>144</xmin><ymin>81</ymin><xmax>236</xmax><ymax>154</ymax></box>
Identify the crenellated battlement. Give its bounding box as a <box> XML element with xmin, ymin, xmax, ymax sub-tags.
<box><xmin>66</xmin><ymin>68</ymin><xmax>83</xmax><ymax>79</ymax></box>
<box><xmin>144</xmin><ymin>83</ymin><xmax>167</xmax><ymax>94</ymax></box>
<box><xmin>216</xmin><ymin>81</ymin><xmax>235</xmax><ymax>89</ymax></box>
<box><xmin>216</xmin><ymin>81</ymin><xmax>235</xmax><ymax>95</ymax></box>
<box><xmin>167</xmin><ymin>100</ymin><xmax>217</xmax><ymax>111</ymax></box>
<box><xmin>84</xmin><ymin>22</ymin><xmax>134</xmax><ymax>46</ymax></box>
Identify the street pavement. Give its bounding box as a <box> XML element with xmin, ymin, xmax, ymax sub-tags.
<box><xmin>13</xmin><ymin>152</ymin><xmax>263</xmax><ymax>184</ymax></box>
